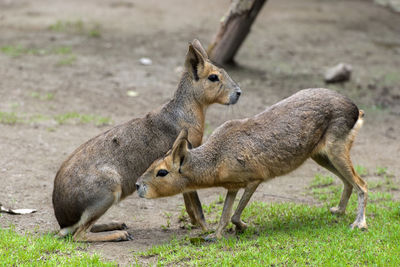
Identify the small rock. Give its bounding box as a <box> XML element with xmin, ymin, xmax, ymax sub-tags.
<box><xmin>139</xmin><ymin>57</ymin><xmax>152</xmax><ymax>66</ymax></box>
<box><xmin>324</xmin><ymin>63</ymin><xmax>352</xmax><ymax>83</ymax></box>
<box><xmin>126</xmin><ymin>90</ymin><xmax>139</xmax><ymax>97</ymax></box>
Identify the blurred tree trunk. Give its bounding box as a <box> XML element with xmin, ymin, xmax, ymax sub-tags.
<box><xmin>208</xmin><ymin>0</ymin><xmax>267</xmax><ymax>65</ymax></box>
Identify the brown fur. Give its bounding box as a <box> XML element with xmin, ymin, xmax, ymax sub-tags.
<box><xmin>52</xmin><ymin>39</ymin><xmax>242</xmax><ymax>242</ymax></box>
<box><xmin>137</xmin><ymin>88</ymin><xmax>367</xmax><ymax>239</ymax></box>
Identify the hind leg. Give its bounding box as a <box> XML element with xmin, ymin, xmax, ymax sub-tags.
<box><xmin>69</xmin><ymin>192</ymin><xmax>132</xmax><ymax>242</ymax></box>
<box><xmin>312</xmin><ymin>154</ymin><xmax>353</xmax><ymax>215</ymax></box>
<box><xmin>215</xmin><ymin>190</ymin><xmax>239</xmax><ymax>239</ymax></box>
<box><xmin>76</xmin><ymin>230</ymin><xmax>132</xmax><ymax>242</ymax></box>
<box><xmin>90</xmin><ymin>222</ymin><xmax>128</xmax><ymax>233</ymax></box>
<box><xmin>231</xmin><ymin>181</ymin><xmax>260</xmax><ymax>232</ymax></box>
<box><xmin>326</xmin><ymin>144</ymin><xmax>368</xmax><ymax>229</ymax></box>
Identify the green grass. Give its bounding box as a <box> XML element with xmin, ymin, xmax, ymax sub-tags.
<box><xmin>1</xmin><ymin>45</ymin><xmax>77</xmax><ymax>66</ymax></box>
<box><xmin>0</xmin><ymin>227</ymin><xmax>114</xmax><ymax>266</ymax></box>
<box><xmin>49</xmin><ymin>19</ymin><xmax>84</xmax><ymax>32</ymax></box>
<box><xmin>376</xmin><ymin>166</ymin><xmax>388</xmax><ymax>176</ymax></box>
<box><xmin>0</xmin><ymin>45</ymin><xmax>45</xmax><ymax>57</ymax></box>
<box><xmin>52</xmin><ymin>46</ymin><xmax>72</xmax><ymax>55</ymax></box>
<box><xmin>135</xmin><ymin>174</ymin><xmax>400</xmax><ymax>266</ymax></box>
<box><xmin>56</xmin><ymin>55</ymin><xmax>77</xmax><ymax>66</ymax></box>
<box><xmin>30</xmin><ymin>91</ymin><xmax>55</xmax><ymax>101</ymax></box>
<box><xmin>309</xmin><ymin>173</ymin><xmax>334</xmax><ymax>188</ymax></box>
<box><xmin>54</xmin><ymin>112</ymin><xmax>111</xmax><ymax>126</ymax></box>
<box><xmin>49</xmin><ymin>19</ymin><xmax>101</xmax><ymax>38</ymax></box>
<box><xmin>1</xmin><ymin>45</ymin><xmax>72</xmax><ymax>57</ymax></box>
<box><xmin>355</xmin><ymin>165</ymin><xmax>368</xmax><ymax>177</ymax></box>
<box><xmin>0</xmin><ymin>111</ymin><xmax>20</xmax><ymax>124</ymax></box>
<box><xmin>369</xmin><ymin>167</ymin><xmax>399</xmax><ymax>191</ymax></box>
<box><xmin>0</xmin><ymin>111</ymin><xmax>111</xmax><ymax>126</ymax></box>
<box><xmin>88</xmin><ymin>28</ymin><xmax>101</xmax><ymax>38</ymax></box>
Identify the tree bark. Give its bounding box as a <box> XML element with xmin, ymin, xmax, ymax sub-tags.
<box><xmin>208</xmin><ymin>0</ymin><xmax>267</xmax><ymax>65</ymax></box>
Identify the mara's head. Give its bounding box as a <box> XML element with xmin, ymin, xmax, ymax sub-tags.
<box><xmin>136</xmin><ymin>129</ymin><xmax>193</xmax><ymax>199</ymax></box>
<box><xmin>183</xmin><ymin>39</ymin><xmax>241</xmax><ymax>106</ymax></box>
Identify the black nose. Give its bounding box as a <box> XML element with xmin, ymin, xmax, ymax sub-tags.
<box><xmin>135</xmin><ymin>183</ymin><xmax>140</xmax><ymax>191</ymax></box>
<box><xmin>236</xmin><ymin>91</ymin><xmax>241</xmax><ymax>97</ymax></box>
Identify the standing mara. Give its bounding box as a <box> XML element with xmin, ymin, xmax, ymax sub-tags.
<box><xmin>137</xmin><ymin>88</ymin><xmax>367</xmax><ymax>239</ymax></box>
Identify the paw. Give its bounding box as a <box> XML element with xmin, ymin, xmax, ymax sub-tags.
<box><xmin>232</xmin><ymin>217</ymin><xmax>248</xmax><ymax>232</ymax></box>
<box><xmin>119</xmin><ymin>223</ymin><xmax>128</xmax><ymax>230</ymax></box>
<box><xmin>204</xmin><ymin>231</ymin><xmax>223</xmax><ymax>241</ymax></box>
<box><xmin>350</xmin><ymin>221</ymin><xmax>368</xmax><ymax>231</ymax></box>
<box><xmin>329</xmin><ymin>207</ymin><xmax>345</xmax><ymax>215</ymax></box>
<box><xmin>235</xmin><ymin>222</ymin><xmax>248</xmax><ymax>232</ymax></box>
<box><xmin>203</xmin><ymin>234</ymin><xmax>217</xmax><ymax>242</ymax></box>
<box><xmin>115</xmin><ymin>231</ymin><xmax>133</xmax><ymax>241</ymax></box>
<box><xmin>110</xmin><ymin>222</ymin><xmax>128</xmax><ymax>230</ymax></box>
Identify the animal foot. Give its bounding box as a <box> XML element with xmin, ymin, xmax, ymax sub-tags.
<box><xmin>203</xmin><ymin>235</ymin><xmax>217</xmax><ymax>242</ymax></box>
<box><xmin>350</xmin><ymin>221</ymin><xmax>368</xmax><ymax>231</ymax></box>
<box><xmin>119</xmin><ymin>223</ymin><xmax>128</xmax><ymax>230</ymax></box>
<box><xmin>329</xmin><ymin>206</ymin><xmax>345</xmax><ymax>215</ymax></box>
<box><xmin>232</xmin><ymin>217</ymin><xmax>248</xmax><ymax>232</ymax></box>
<box><xmin>115</xmin><ymin>231</ymin><xmax>133</xmax><ymax>241</ymax></box>
<box><xmin>90</xmin><ymin>222</ymin><xmax>128</xmax><ymax>232</ymax></box>
<box><xmin>234</xmin><ymin>222</ymin><xmax>248</xmax><ymax>232</ymax></box>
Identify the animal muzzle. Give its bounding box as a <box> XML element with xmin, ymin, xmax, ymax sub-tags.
<box><xmin>228</xmin><ymin>87</ymin><xmax>242</xmax><ymax>105</ymax></box>
<box><xmin>136</xmin><ymin>182</ymin><xmax>147</xmax><ymax>198</ymax></box>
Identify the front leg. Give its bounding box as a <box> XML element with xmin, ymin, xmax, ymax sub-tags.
<box><xmin>231</xmin><ymin>181</ymin><xmax>260</xmax><ymax>232</ymax></box>
<box><xmin>183</xmin><ymin>191</ymin><xmax>208</xmax><ymax>231</ymax></box>
<box><xmin>215</xmin><ymin>190</ymin><xmax>239</xmax><ymax>239</ymax></box>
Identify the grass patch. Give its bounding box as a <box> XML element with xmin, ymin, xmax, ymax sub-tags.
<box><xmin>355</xmin><ymin>165</ymin><xmax>368</xmax><ymax>177</ymax></box>
<box><xmin>52</xmin><ymin>46</ymin><xmax>72</xmax><ymax>55</ymax></box>
<box><xmin>0</xmin><ymin>227</ymin><xmax>114</xmax><ymax>266</ymax></box>
<box><xmin>88</xmin><ymin>28</ymin><xmax>101</xmax><ymax>38</ymax></box>
<box><xmin>0</xmin><ymin>45</ymin><xmax>45</xmax><ymax>57</ymax></box>
<box><xmin>54</xmin><ymin>112</ymin><xmax>111</xmax><ymax>126</ymax></box>
<box><xmin>136</xmin><ymin>175</ymin><xmax>400</xmax><ymax>265</ymax></box>
<box><xmin>57</xmin><ymin>55</ymin><xmax>77</xmax><ymax>66</ymax></box>
<box><xmin>161</xmin><ymin>212</ymin><xmax>173</xmax><ymax>230</ymax></box>
<box><xmin>309</xmin><ymin>173</ymin><xmax>334</xmax><ymax>188</ymax></box>
<box><xmin>0</xmin><ymin>111</ymin><xmax>111</xmax><ymax>126</ymax></box>
<box><xmin>49</xmin><ymin>20</ymin><xmax>84</xmax><ymax>32</ymax></box>
<box><xmin>1</xmin><ymin>45</ymin><xmax>77</xmax><ymax>66</ymax></box>
<box><xmin>376</xmin><ymin>166</ymin><xmax>388</xmax><ymax>176</ymax></box>
<box><xmin>30</xmin><ymin>92</ymin><xmax>55</xmax><ymax>101</ymax></box>
<box><xmin>0</xmin><ymin>111</ymin><xmax>20</xmax><ymax>124</ymax></box>
<box><xmin>1</xmin><ymin>45</ymin><xmax>73</xmax><ymax>57</ymax></box>
<box><xmin>370</xmin><ymin>166</ymin><xmax>399</xmax><ymax>191</ymax></box>
<box><xmin>49</xmin><ymin>19</ymin><xmax>101</xmax><ymax>38</ymax></box>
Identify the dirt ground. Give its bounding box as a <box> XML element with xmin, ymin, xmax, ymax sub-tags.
<box><xmin>1</xmin><ymin>0</ymin><xmax>399</xmax><ymax>265</ymax></box>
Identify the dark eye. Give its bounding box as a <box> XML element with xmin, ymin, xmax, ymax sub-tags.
<box><xmin>156</xmin><ymin>169</ymin><xmax>169</xmax><ymax>177</ymax></box>
<box><xmin>208</xmin><ymin>74</ymin><xmax>219</xmax><ymax>82</ymax></box>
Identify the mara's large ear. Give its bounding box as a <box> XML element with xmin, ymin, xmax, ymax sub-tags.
<box><xmin>191</xmin><ymin>39</ymin><xmax>208</xmax><ymax>59</ymax></box>
<box><xmin>184</xmin><ymin>41</ymin><xmax>206</xmax><ymax>81</ymax></box>
<box><xmin>172</xmin><ymin>129</ymin><xmax>189</xmax><ymax>170</ymax></box>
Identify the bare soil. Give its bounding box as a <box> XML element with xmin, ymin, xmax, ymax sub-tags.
<box><xmin>1</xmin><ymin>0</ymin><xmax>399</xmax><ymax>265</ymax></box>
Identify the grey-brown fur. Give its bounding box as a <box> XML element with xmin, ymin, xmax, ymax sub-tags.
<box><xmin>137</xmin><ymin>88</ymin><xmax>367</xmax><ymax>239</ymax></box>
<box><xmin>52</xmin><ymin>39</ymin><xmax>241</xmax><ymax>242</ymax></box>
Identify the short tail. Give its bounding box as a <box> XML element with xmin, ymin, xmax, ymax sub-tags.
<box><xmin>348</xmin><ymin>110</ymin><xmax>364</xmax><ymax>146</ymax></box>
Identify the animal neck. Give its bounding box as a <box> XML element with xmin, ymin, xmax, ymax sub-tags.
<box><xmin>185</xmin><ymin>147</ymin><xmax>219</xmax><ymax>189</ymax></box>
<box><xmin>163</xmin><ymin>72</ymin><xmax>207</xmax><ymax>145</ymax></box>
